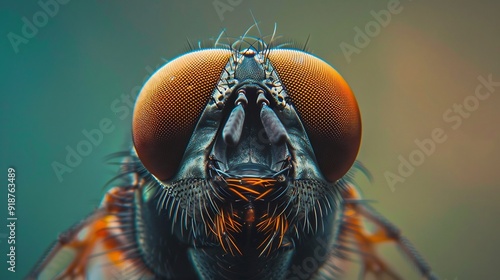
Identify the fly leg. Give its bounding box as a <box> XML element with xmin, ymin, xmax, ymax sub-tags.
<box><xmin>339</xmin><ymin>185</ymin><xmax>438</xmax><ymax>280</ymax></box>
<box><xmin>27</xmin><ymin>186</ymin><xmax>153</xmax><ymax>280</ymax></box>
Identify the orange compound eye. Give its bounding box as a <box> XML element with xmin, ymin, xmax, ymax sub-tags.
<box><xmin>267</xmin><ymin>50</ymin><xmax>361</xmax><ymax>182</ymax></box>
<box><xmin>132</xmin><ymin>49</ymin><xmax>233</xmax><ymax>181</ymax></box>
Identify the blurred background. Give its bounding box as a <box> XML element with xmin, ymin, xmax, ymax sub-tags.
<box><xmin>1</xmin><ymin>0</ymin><xmax>499</xmax><ymax>279</ymax></box>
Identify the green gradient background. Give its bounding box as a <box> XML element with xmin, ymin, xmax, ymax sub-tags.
<box><xmin>1</xmin><ymin>1</ymin><xmax>499</xmax><ymax>279</ymax></box>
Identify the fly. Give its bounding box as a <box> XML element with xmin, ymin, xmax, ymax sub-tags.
<box><xmin>29</xmin><ymin>25</ymin><xmax>438</xmax><ymax>280</ymax></box>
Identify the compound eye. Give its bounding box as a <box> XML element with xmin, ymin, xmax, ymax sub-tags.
<box><xmin>132</xmin><ymin>49</ymin><xmax>233</xmax><ymax>181</ymax></box>
<box><xmin>268</xmin><ymin>50</ymin><xmax>361</xmax><ymax>182</ymax></box>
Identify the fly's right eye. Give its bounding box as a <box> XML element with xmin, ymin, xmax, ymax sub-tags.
<box><xmin>132</xmin><ymin>49</ymin><xmax>233</xmax><ymax>181</ymax></box>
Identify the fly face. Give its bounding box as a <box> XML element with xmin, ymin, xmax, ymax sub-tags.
<box><xmin>30</xmin><ymin>34</ymin><xmax>437</xmax><ymax>280</ymax></box>
<box><xmin>132</xmin><ymin>42</ymin><xmax>361</xmax><ymax>278</ymax></box>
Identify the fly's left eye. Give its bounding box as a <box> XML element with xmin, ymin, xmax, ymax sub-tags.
<box><xmin>132</xmin><ymin>49</ymin><xmax>233</xmax><ymax>180</ymax></box>
<box><xmin>268</xmin><ymin>50</ymin><xmax>362</xmax><ymax>182</ymax></box>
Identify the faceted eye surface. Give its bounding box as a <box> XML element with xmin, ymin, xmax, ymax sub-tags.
<box><xmin>267</xmin><ymin>49</ymin><xmax>361</xmax><ymax>182</ymax></box>
<box><xmin>133</xmin><ymin>49</ymin><xmax>233</xmax><ymax>180</ymax></box>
